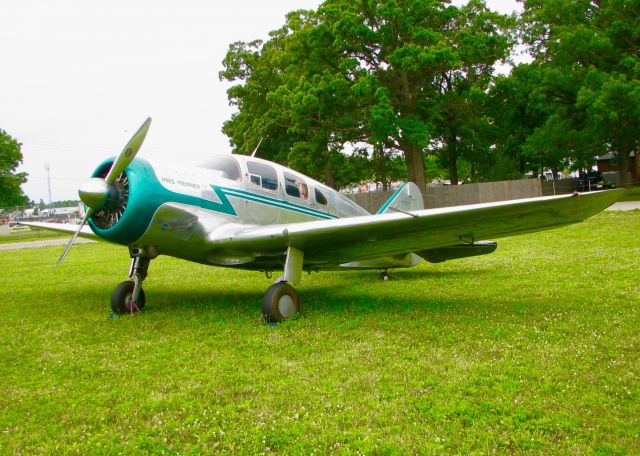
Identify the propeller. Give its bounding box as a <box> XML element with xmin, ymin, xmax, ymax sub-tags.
<box><xmin>56</xmin><ymin>117</ymin><xmax>152</xmax><ymax>266</ymax></box>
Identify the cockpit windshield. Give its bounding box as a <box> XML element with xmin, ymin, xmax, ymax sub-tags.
<box><xmin>199</xmin><ymin>156</ymin><xmax>242</xmax><ymax>181</ymax></box>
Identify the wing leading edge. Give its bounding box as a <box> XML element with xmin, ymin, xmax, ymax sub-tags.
<box><xmin>207</xmin><ymin>190</ymin><xmax>623</xmax><ymax>268</ymax></box>
<box><xmin>17</xmin><ymin>221</ymin><xmax>100</xmax><ymax>240</ymax></box>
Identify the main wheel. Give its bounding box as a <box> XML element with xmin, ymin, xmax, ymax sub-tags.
<box><xmin>111</xmin><ymin>280</ymin><xmax>146</xmax><ymax>314</ymax></box>
<box><xmin>379</xmin><ymin>271</ymin><xmax>391</xmax><ymax>281</ymax></box>
<box><xmin>262</xmin><ymin>282</ymin><xmax>299</xmax><ymax>323</ymax></box>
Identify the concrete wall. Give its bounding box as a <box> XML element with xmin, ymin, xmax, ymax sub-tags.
<box><xmin>346</xmin><ymin>179</ymin><xmax>546</xmax><ymax>213</ymax></box>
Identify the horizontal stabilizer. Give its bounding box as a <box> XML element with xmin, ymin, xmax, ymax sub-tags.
<box><xmin>376</xmin><ymin>182</ymin><xmax>423</xmax><ymax>214</ymax></box>
<box><xmin>417</xmin><ymin>241</ymin><xmax>497</xmax><ymax>263</ymax></box>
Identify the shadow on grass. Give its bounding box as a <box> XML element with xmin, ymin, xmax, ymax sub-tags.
<box><xmin>57</xmin><ymin>264</ymin><xmax>520</xmax><ymax>324</ymax></box>
<box><xmin>345</xmin><ymin>267</ymin><xmax>497</xmax><ymax>281</ymax></box>
<box><xmin>136</xmin><ymin>268</ymin><xmax>513</xmax><ymax>324</ymax></box>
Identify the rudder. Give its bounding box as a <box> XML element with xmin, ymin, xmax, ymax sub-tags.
<box><xmin>376</xmin><ymin>182</ymin><xmax>423</xmax><ymax>215</ymax></box>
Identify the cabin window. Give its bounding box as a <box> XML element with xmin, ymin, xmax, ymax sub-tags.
<box><xmin>284</xmin><ymin>172</ymin><xmax>309</xmax><ymax>199</ymax></box>
<box><xmin>199</xmin><ymin>156</ymin><xmax>241</xmax><ymax>181</ymax></box>
<box><xmin>246</xmin><ymin>161</ymin><xmax>278</xmax><ymax>191</ymax></box>
<box><xmin>314</xmin><ymin>188</ymin><xmax>328</xmax><ymax>205</ymax></box>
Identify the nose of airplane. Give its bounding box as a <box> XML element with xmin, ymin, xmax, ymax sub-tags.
<box><xmin>78</xmin><ymin>177</ymin><xmax>109</xmax><ymax>209</ymax></box>
<box><xmin>55</xmin><ymin>117</ymin><xmax>152</xmax><ymax>266</ymax></box>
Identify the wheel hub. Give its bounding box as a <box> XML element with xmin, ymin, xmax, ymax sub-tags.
<box><xmin>278</xmin><ymin>294</ymin><xmax>295</xmax><ymax>318</ymax></box>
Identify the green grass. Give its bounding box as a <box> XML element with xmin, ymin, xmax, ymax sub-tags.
<box><xmin>0</xmin><ymin>227</ymin><xmax>66</xmax><ymax>244</ymax></box>
<box><xmin>618</xmin><ymin>186</ymin><xmax>640</xmax><ymax>201</ymax></box>
<box><xmin>1</xmin><ymin>211</ymin><xmax>638</xmax><ymax>454</ymax></box>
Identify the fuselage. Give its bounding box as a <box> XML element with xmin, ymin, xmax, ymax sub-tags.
<box><xmin>86</xmin><ymin>154</ymin><xmax>370</xmax><ymax>267</ymax></box>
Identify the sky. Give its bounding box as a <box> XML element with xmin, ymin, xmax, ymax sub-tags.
<box><xmin>1</xmin><ymin>0</ymin><xmax>522</xmax><ymax>203</ymax></box>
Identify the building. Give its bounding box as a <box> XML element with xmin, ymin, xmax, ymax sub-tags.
<box><xmin>596</xmin><ymin>152</ymin><xmax>637</xmax><ymax>185</ymax></box>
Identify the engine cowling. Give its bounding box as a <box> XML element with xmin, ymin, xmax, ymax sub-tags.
<box><xmin>85</xmin><ymin>157</ymin><xmax>160</xmax><ymax>246</ymax></box>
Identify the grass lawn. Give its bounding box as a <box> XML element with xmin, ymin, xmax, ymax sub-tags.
<box><xmin>0</xmin><ymin>228</ymin><xmax>66</xmax><ymax>244</ymax></box>
<box><xmin>618</xmin><ymin>186</ymin><xmax>640</xmax><ymax>202</ymax></box>
<box><xmin>0</xmin><ymin>211</ymin><xmax>638</xmax><ymax>454</ymax></box>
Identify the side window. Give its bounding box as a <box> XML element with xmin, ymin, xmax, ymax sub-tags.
<box><xmin>314</xmin><ymin>188</ymin><xmax>328</xmax><ymax>205</ymax></box>
<box><xmin>284</xmin><ymin>172</ymin><xmax>309</xmax><ymax>199</ymax></box>
<box><xmin>247</xmin><ymin>161</ymin><xmax>278</xmax><ymax>191</ymax></box>
<box><xmin>199</xmin><ymin>156</ymin><xmax>241</xmax><ymax>181</ymax></box>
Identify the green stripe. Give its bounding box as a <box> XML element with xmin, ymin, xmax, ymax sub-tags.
<box><xmin>88</xmin><ymin>157</ymin><xmax>338</xmax><ymax>246</ymax></box>
<box><xmin>90</xmin><ymin>159</ymin><xmax>241</xmax><ymax>245</ymax></box>
<box><xmin>219</xmin><ymin>186</ymin><xmax>338</xmax><ymax>220</ymax></box>
<box><xmin>226</xmin><ymin>191</ymin><xmax>335</xmax><ymax>220</ymax></box>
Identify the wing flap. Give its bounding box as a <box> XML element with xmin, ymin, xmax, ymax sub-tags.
<box><xmin>417</xmin><ymin>241</ymin><xmax>497</xmax><ymax>263</ymax></box>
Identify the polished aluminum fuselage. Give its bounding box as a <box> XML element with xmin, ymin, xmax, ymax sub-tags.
<box><xmin>131</xmin><ymin>155</ymin><xmax>371</xmax><ymax>269</ymax></box>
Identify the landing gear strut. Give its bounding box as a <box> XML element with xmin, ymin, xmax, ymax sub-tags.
<box><xmin>111</xmin><ymin>255</ymin><xmax>151</xmax><ymax>314</ymax></box>
<box><xmin>262</xmin><ymin>246</ymin><xmax>303</xmax><ymax>323</ymax></box>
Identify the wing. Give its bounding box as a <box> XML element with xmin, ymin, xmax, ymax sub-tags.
<box><xmin>207</xmin><ymin>190</ymin><xmax>622</xmax><ymax>268</ymax></box>
<box><xmin>18</xmin><ymin>221</ymin><xmax>100</xmax><ymax>240</ymax></box>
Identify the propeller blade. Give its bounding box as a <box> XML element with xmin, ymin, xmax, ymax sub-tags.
<box><xmin>104</xmin><ymin>117</ymin><xmax>152</xmax><ymax>185</ymax></box>
<box><xmin>56</xmin><ymin>208</ymin><xmax>94</xmax><ymax>266</ymax></box>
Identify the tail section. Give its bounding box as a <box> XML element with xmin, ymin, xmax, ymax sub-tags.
<box><xmin>376</xmin><ymin>182</ymin><xmax>423</xmax><ymax>215</ymax></box>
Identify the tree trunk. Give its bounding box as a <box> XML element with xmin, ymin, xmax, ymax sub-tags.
<box><xmin>448</xmin><ymin>136</ymin><xmax>459</xmax><ymax>185</ymax></box>
<box><xmin>324</xmin><ymin>163</ymin><xmax>336</xmax><ymax>189</ymax></box>
<box><xmin>411</xmin><ymin>146</ymin><xmax>426</xmax><ymax>195</ymax></box>
<box><xmin>619</xmin><ymin>147</ymin><xmax>631</xmax><ymax>187</ymax></box>
<box><xmin>402</xmin><ymin>143</ymin><xmax>427</xmax><ymax>196</ymax></box>
<box><xmin>375</xmin><ymin>145</ymin><xmax>389</xmax><ymax>191</ymax></box>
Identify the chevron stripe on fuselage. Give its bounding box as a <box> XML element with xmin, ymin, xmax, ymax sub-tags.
<box><xmin>217</xmin><ymin>186</ymin><xmax>338</xmax><ymax>220</ymax></box>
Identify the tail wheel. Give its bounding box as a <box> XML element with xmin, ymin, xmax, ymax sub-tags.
<box><xmin>111</xmin><ymin>280</ymin><xmax>146</xmax><ymax>314</ymax></box>
<box><xmin>262</xmin><ymin>282</ymin><xmax>299</xmax><ymax>322</ymax></box>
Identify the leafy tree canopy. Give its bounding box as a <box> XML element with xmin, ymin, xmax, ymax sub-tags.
<box><xmin>0</xmin><ymin>129</ymin><xmax>29</xmax><ymax>208</ymax></box>
<box><xmin>519</xmin><ymin>0</ymin><xmax>640</xmax><ymax>184</ymax></box>
<box><xmin>220</xmin><ymin>0</ymin><xmax>514</xmax><ymax>191</ymax></box>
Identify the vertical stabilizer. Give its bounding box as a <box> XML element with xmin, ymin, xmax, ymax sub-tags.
<box><xmin>376</xmin><ymin>182</ymin><xmax>424</xmax><ymax>215</ymax></box>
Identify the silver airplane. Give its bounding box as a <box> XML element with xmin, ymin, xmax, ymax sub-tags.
<box><xmin>22</xmin><ymin>118</ymin><xmax>623</xmax><ymax>321</ymax></box>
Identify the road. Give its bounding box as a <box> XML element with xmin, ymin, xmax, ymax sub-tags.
<box><xmin>605</xmin><ymin>201</ymin><xmax>640</xmax><ymax>211</ymax></box>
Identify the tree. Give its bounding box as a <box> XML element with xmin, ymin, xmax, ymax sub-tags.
<box><xmin>0</xmin><ymin>129</ymin><xmax>28</xmax><ymax>208</ymax></box>
<box><xmin>221</xmin><ymin>11</ymin><xmax>369</xmax><ymax>188</ymax></box>
<box><xmin>425</xmin><ymin>0</ymin><xmax>515</xmax><ymax>184</ymax></box>
<box><xmin>488</xmin><ymin>63</ymin><xmax>562</xmax><ymax>178</ymax></box>
<box><xmin>220</xmin><ymin>1</ymin><xmax>514</xmax><ymax>192</ymax></box>
<box><xmin>312</xmin><ymin>0</ymin><xmax>514</xmax><ymax>189</ymax></box>
<box><xmin>520</xmin><ymin>0</ymin><xmax>640</xmax><ymax>186</ymax></box>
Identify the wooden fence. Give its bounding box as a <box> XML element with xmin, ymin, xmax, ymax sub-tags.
<box><xmin>346</xmin><ymin>178</ymin><xmax>578</xmax><ymax>213</ymax></box>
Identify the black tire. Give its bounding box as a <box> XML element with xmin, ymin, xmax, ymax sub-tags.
<box><xmin>262</xmin><ymin>282</ymin><xmax>299</xmax><ymax>323</ymax></box>
<box><xmin>379</xmin><ymin>271</ymin><xmax>391</xmax><ymax>281</ymax></box>
<box><xmin>111</xmin><ymin>280</ymin><xmax>146</xmax><ymax>314</ymax></box>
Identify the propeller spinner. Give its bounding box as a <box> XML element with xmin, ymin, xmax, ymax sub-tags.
<box><xmin>57</xmin><ymin>117</ymin><xmax>152</xmax><ymax>266</ymax></box>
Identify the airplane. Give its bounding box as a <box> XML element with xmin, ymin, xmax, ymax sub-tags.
<box><xmin>22</xmin><ymin>118</ymin><xmax>624</xmax><ymax>322</ymax></box>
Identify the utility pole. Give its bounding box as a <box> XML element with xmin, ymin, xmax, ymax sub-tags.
<box><xmin>45</xmin><ymin>163</ymin><xmax>52</xmax><ymax>205</ymax></box>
